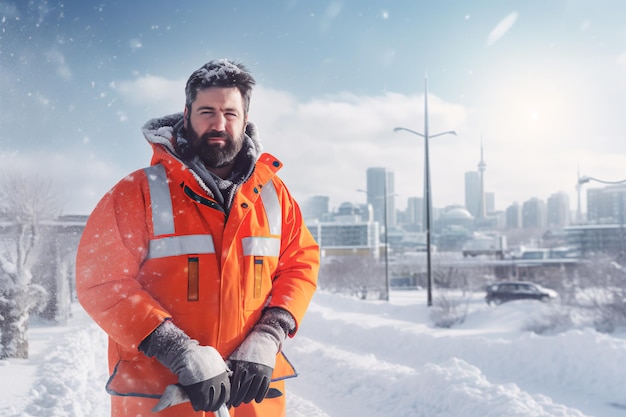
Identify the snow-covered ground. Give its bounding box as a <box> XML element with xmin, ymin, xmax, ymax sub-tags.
<box><xmin>1</xmin><ymin>290</ymin><xmax>626</xmax><ymax>417</ymax></box>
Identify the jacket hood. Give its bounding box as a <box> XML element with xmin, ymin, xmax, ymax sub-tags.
<box><xmin>141</xmin><ymin>112</ymin><xmax>263</xmax><ymax>159</ymax></box>
<box><xmin>141</xmin><ymin>113</ymin><xmax>265</xmax><ymax>211</ymax></box>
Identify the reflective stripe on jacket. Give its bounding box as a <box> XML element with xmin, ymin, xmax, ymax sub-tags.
<box><xmin>76</xmin><ymin>144</ymin><xmax>319</xmax><ymax>398</ymax></box>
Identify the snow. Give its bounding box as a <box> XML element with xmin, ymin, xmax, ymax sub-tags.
<box><xmin>1</xmin><ymin>290</ymin><xmax>626</xmax><ymax>417</ymax></box>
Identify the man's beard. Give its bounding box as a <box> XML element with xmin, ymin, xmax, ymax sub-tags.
<box><xmin>187</xmin><ymin>129</ymin><xmax>245</xmax><ymax>169</ymax></box>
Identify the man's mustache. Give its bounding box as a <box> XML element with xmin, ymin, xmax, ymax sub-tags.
<box><xmin>199</xmin><ymin>131</ymin><xmax>231</xmax><ymax>144</ymax></box>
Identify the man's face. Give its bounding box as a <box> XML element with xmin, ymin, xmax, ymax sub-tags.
<box><xmin>184</xmin><ymin>87</ymin><xmax>247</xmax><ymax>168</ymax></box>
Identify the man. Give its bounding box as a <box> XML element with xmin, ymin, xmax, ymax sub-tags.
<box><xmin>76</xmin><ymin>59</ymin><xmax>319</xmax><ymax>417</ymax></box>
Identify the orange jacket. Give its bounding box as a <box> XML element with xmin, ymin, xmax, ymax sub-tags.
<box><xmin>76</xmin><ymin>133</ymin><xmax>319</xmax><ymax>398</ymax></box>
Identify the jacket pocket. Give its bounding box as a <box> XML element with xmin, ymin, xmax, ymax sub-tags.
<box><xmin>187</xmin><ymin>256</ymin><xmax>199</xmax><ymax>301</ymax></box>
<box><xmin>242</xmin><ymin>236</ymin><xmax>279</xmax><ymax>311</ymax></box>
<box><xmin>253</xmin><ymin>256</ymin><xmax>264</xmax><ymax>298</ymax></box>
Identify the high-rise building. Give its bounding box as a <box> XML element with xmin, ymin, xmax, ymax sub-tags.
<box><xmin>547</xmin><ymin>191</ymin><xmax>571</xmax><ymax>229</ymax></box>
<box><xmin>301</xmin><ymin>195</ymin><xmax>330</xmax><ymax>221</ymax></box>
<box><xmin>366</xmin><ymin>167</ymin><xmax>396</xmax><ymax>228</ymax></box>
<box><xmin>406</xmin><ymin>196</ymin><xmax>424</xmax><ymax>231</ymax></box>
<box><xmin>485</xmin><ymin>192</ymin><xmax>495</xmax><ymax>214</ymax></box>
<box><xmin>522</xmin><ymin>197</ymin><xmax>547</xmax><ymax>229</ymax></box>
<box><xmin>505</xmin><ymin>202</ymin><xmax>522</xmax><ymax>229</ymax></box>
<box><xmin>464</xmin><ymin>171</ymin><xmax>480</xmax><ymax>218</ymax></box>
<box><xmin>586</xmin><ymin>185</ymin><xmax>626</xmax><ymax>224</ymax></box>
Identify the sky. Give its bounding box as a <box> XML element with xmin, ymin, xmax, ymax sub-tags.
<box><xmin>1</xmin><ymin>0</ymin><xmax>626</xmax><ymax>214</ymax></box>
<box><xmin>2</xmin><ymin>290</ymin><xmax>626</xmax><ymax>417</ymax></box>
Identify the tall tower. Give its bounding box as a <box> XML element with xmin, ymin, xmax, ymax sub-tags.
<box><xmin>366</xmin><ymin>167</ymin><xmax>396</xmax><ymax>228</ymax></box>
<box><xmin>464</xmin><ymin>171</ymin><xmax>480</xmax><ymax>217</ymax></box>
<box><xmin>547</xmin><ymin>191</ymin><xmax>571</xmax><ymax>228</ymax></box>
<box><xmin>576</xmin><ymin>164</ymin><xmax>583</xmax><ymax>224</ymax></box>
<box><xmin>407</xmin><ymin>196</ymin><xmax>424</xmax><ymax>231</ymax></box>
<box><xmin>477</xmin><ymin>139</ymin><xmax>487</xmax><ymax>219</ymax></box>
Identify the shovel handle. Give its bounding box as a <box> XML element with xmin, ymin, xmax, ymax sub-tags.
<box><xmin>153</xmin><ymin>384</ymin><xmax>283</xmax><ymax>413</ymax></box>
<box><xmin>215</xmin><ymin>404</ymin><xmax>230</xmax><ymax>417</ymax></box>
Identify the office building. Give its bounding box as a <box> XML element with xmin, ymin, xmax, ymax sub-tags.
<box><xmin>302</xmin><ymin>195</ymin><xmax>330</xmax><ymax>221</ymax></box>
<box><xmin>307</xmin><ymin>202</ymin><xmax>380</xmax><ymax>258</ymax></box>
<box><xmin>547</xmin><ymin>191</ymin><xmax>571</xmax><ymax>229</ymax></box>
<box><xmin>464</xmin><ymin>171</ymin><xmax>480</xmax><ymax>218</ymax></box>
<box><xmin>506</xmin><ymin>202</ymin><xmax>522</xmax><ymax>229</ymax></box>
<box><xmin>522</xmin><ymin>197</ymin><xmax>547</xmax><ymax>229</ymax></box>
<box><xmin>406</xmin><ymin>196</ymin><xmax>424</xmax><ymax>231</ymax></box>
<box><xmin>586</xmin><ymin>184</ymin><xmax>626</xmax><ymax>225</ymax></box>
<box><xmin>366</xmin><ymin>167</ymin><xmax>396</xmax><ymax>229</ymax></box>
<box><xmin>485</xmin><ymin>192</ymin><xmax>495</xmax><ymax>214</ymax></box>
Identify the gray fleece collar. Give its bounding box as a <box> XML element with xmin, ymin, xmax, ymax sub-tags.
<box><xmin>141</xmin><ymin>112</ymin><xmax>263</xmax><ymax>159</ymax></box>
<box><xmin>141</xmin><ymin>113</ymin><xmax>263</xmax><ymax>212</ymax></box>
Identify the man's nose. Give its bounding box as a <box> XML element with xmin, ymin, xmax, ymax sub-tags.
<box><xmin>211</xmin><ymin>114</ymin><xmax>227</xmax><ymax>131</ymax></box>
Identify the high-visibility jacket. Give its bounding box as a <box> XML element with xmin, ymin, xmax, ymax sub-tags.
<box><xmin>76</xmin><ymin>137</ymin><xmax>319</xmax><ymax>403</ymax></box>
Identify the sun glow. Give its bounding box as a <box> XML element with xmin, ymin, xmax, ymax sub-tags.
<box><xmin>529</xmin><ymin>110</ymin><xmax>540</xmax><ymax>121</ymax></box>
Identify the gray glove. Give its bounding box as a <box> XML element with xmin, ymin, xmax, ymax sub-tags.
<box><xmin>226</xmin><ymin>308</ymin><xmax>295</xmax><ymax>407</ymax></box>
<box><xmin>140</xmin><ymin>320</ymin><xmax>230</xmax><ymax>412</ymax></box>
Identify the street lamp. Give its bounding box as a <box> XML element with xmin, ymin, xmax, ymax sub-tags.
<box><xmin>357</xmin><ymin>185</ymin><xmax>393</xmax><ymax>302</ymax></box>
<box><xmin>577</xmin><ymin>175</ymin><xmax>626</xmax><ymax>186</ymax></box>
<box><xmin>393</xmin><ymin>75</ymin><xmax>456</xmax><ymax>307</ymax></box>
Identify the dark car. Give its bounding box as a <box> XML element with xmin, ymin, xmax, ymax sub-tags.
<box><xmin>485</xmin><ymin>281</ymin><xmax>558</xmax><ymax>305</ymax></box>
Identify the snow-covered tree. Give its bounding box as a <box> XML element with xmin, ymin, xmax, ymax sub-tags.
<box><xmin>319</xmin><ymin>256</ymin><xmax>387</xmax><ymax>300</ymax></box>
<box><xmin>32</xmin><ymin>213</ymin><xmax>86</xmax><ymax>325</ymax></box>
<box><xmin>0</xmin><ymin>174</ymin><xmax>59</xmax><ymax>359</ymax></box>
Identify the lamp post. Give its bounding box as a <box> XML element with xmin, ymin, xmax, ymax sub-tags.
<box><xmin>357</xmin><ymin>184</ymin><xmax>393</xmax><ymax>302</ymax></box>
<box><xmin>393</xmin><ymin>75</ymin><xmax>456</xmax><ymax>307</ymax></box>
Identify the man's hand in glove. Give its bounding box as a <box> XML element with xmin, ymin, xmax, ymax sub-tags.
<box><xmin>170</xmin><ymin>344</ymin><xmax>230</xmax><ymax>412</ymax></box>
<box><xmin>227</xmin><ymin>359</ymin><xmax>273</xmax><ymax>406</ymax></box>
<box><xmin>226</xmin><ymin>307</ymin><xmax>296</xmax><ymax>407</ymax></box>
<box><xmin>139</xmin><ymin>320</ymin><xmax>230</xmax><ymax>412</ymax></box>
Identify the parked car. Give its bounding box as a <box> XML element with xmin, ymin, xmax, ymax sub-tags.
<box><xmin>485</xmin><ymin>281</ymin><xmax>558</xmax><ymax>305</ymax></box>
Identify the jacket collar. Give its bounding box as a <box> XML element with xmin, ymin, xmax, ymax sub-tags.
<box><xmin>143</xmin><ymin>114</ymin><xmax>281</xmax><ymax>205</ymax></box>
<box><xmin>141</xmin><ymin>112</ymin><xmax>263</xmax><ymax>159</ymax></box>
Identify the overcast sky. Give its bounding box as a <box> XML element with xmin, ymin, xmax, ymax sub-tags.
<box><xmin>1</xmin><ymin>0</ymin><xmax>626</xmax><ymax>215</ymax></box>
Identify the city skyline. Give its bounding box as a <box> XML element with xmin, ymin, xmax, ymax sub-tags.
<box><xmin>310</xmin><ymin>161</ymin><xmax>591</xmax><ymax>230</ymax></box>
<box><xmin>2</xmin><ymin>2</ymin><xmax>626</xmax><ymax>215</ymax></box>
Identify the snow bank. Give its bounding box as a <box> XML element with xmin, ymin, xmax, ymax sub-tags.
<box><xmin>2</xmin><ymin>290</ymin><xmax>626</xmax><ymax>417</ymax></box>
